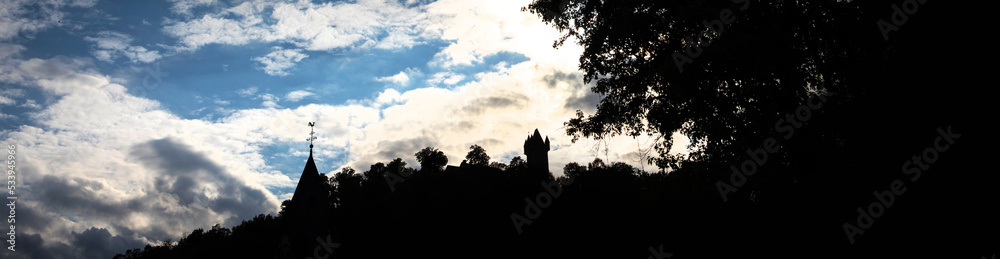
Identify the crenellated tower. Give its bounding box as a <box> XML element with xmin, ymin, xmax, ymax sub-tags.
<box><xmin>523</xmin><ymin>129</ymin><xmax>550</xmax><ymax>174</ymax></box>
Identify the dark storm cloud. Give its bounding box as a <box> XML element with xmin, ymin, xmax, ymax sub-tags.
<box><xmin>542</xmin><ymin>70</ymin><xmax>582</xmax><ymax>89</ymax></box>
<box><xmin>453</xmin><ymin>121</ymin><xmax>475</xmax><ymax>131</ymax></box>
<box><xmin>539</xmin><ymin>70</ymin><xmax>600</xmax><ymax>111</ymax></box>
<box><xmin>129</xmin><ymin>137</ymin><xmax>275</xmax><ymax>226</ymax></box>
<box><xmin>9</xmin><ymin>233</ymin><xmax>78</xmax><ymax>259</ymax></box>
<box><xmin>18</xmin><ymin>137</ymin><xmax>277</xmax><ymax>259</ymax></box>
<box><xmin>373</xmin><ymin>136</ymin><xmax>439</xmax><ymax>161</ymax></box>
<box><xmin>460</xmin><ymin>92</ymin><xmax>529</xmax><ymax>115</ymax></box>
<box><xmin>564</xmin><ymin>91</ymin><xmax>601</xmax><ymax>111</ymax></box>
<box><xmin>473</xmin><ymin>138</ymin><xmax>503</xmax><ymax>148</ymax></box>
<box><xmin>14</xmin><ymin>201</ymin><xmax>58</xmax><ymax>234</ymax></box>
<box><xmin>28</xmin><ymin>174</ymin><xmax>184</xmax><ymax>243</ymax></box>
<box><xmin>32</xmin><ymin>175</ymin><xmax>130</xmax><ymax>218</ymax></box>
<box><xmin>73</xmin><ymin>227</ymin><xmax>147</xmax><ymax>259</ymax></box>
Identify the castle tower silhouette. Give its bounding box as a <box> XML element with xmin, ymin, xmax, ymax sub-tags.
<box><xmin>523</xmin><ymin>129</ymin><xmax>550</xmax><ymax>174</ymax></box>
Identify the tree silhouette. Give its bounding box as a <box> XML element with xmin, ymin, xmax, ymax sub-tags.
<box><xmin>415</xmin><ymin>146</ymin><xmax>448</xmax><ymax>173</ymax></box>
<box><xmin>333</xmin><ymin>166</ymin><xmax>362</xmax><ymax>207</ymax></box>
<box><xmin>563</xmin><ymin>162</ymin><xmax>586</xmax><ymax>179</ymax></box>
<box><xmin>504</xmin><ymin>155</ymin><xmax>529</xmax><ymax>177</ymax></box>
<box><xmin>387</xmin><ymin>157</ymin><xmax>414</xmax><ymax>177</ymax></box>
<box><xmin>364</xmin><ymin>162</ymin><xmax>387</xmax><ymax>181</ymax></box>
<box><xmin>464</xmin><ymin>144</ymin><xmax>490</xmax><ymax>166</ymax></box>
<box><xmin>587</xmin><ymin>157</ymin><xmax>606</xmax><ymax>170</ymax></box>
<box><xmin>488</xmin><ymin>161</ymin><xmax>507</xmax><ymax>171</ymax></box>
<box><xmin>362</xmin><ymin>162</ymin><xmax>391</xmax><ymax>196</ymax></box>
<box><xmin>524</xmin><ymin>0</ymin><xmax>867</xmax><ymax>170</ymax></box>
<box><xmin>278</xmin><ymin>199</ymin><xmax>293</xmax><ymax>218</ymax></box>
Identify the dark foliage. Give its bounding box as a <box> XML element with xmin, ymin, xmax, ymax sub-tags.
<box><xmin>464</xmin><ymin>144</ymin><xmax>491</xmax><ymax>166</ymax></box>
<box><xmin>415</xmin><ymin>146</ymin><xmax>449</xmax><ymax>173</ymax></box>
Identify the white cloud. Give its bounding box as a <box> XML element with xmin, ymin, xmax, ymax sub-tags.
<box><xmin>426</xmin><ymin>71</ymin><xmax>465</xmax><ymax>86</ymax></box>
<box><xmin>69</xmin><ymin>0</ymin><xmax>97</xmax><ymax>7</ymax></box>
<box><xmin>259</xmin><ymin>93</ymin><xmax>280</xmax><ymax>108</ymax></box>
<box><xmin>167</xmin><ymin>0</ymin><xmax>216</xmax><ymax>16</ymax></box>
<box><xmin>19</xmin><ymin>99</ymin><xmax>41</xmax><ymax>109</ymax></box>
<box><xmin>0</xmin><ymin>88</ymin><xmax>25</xmax><ymax>106</ymax></box>
<box><xmin>83</xmin><ymin>31</ymin><xmax>162</xmax><ymax>63</ymax></box>
<box><xmin>0</xmin><ymin>0</ymin><xmax>97</xmax><ymax>40</ymax></box>
<box><xmin>164</xmin><ymin>14</ymin><xmax>270</xmax><ymax>51</ymax></box>
<box><xmin>252</xmin><ymin>47</ymin><xmax>308</xmax><ymax>76</ymax></box>
<box><xmin>163</xmin><ymin>0</ymin><xmax>435</xmax><ymax>52</ymax></box>
<box><xmin>284</xmin><ymin>90</ymin><xmax>314</xmax><ymax>102</ymax></box>
<box><xmin>0</xmin><ymin>43</ymin><xmax>26</xmax><ymax>61</ymax></box>
<box><xmin>267</xmin><ymin>1</ymin><xmax>432</xmax><ymax>51</ymax></box>
<box><xmin>376</xmin><ymin>71</ymin><xmax>410</xmax><ymax>85</ymax></box>
<box><xmin>0</xmin><ymin>96</ymin><xmax>13</xmax><ymax>106</ymax></box>
<box><xmin>337</xmin><ymin>0</ymin><xmax>687</xmax><ymax>175</ymax></box>
<box><xmin>236</xmin><ymin>86</ymin><xmax>258</xmax><ymax>97</ymax></box>
<box><xmin>373</xmin><ymin>88</ymin><xmax>403</xmax><ymax>107</ymax></box>
<box><xmin>425</xmin><ymin>0</ymin><xmax>580</xmax><ymax>68</ymax></box>
<box><xmin>0</xmin><ymin>88</ymin><xmax>22</xmax><ymax>119</ymax></box>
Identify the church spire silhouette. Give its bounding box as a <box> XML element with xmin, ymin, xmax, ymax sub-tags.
<box><xmin>294</xmin><ymin>122</ymin><xmax>320</xmax><ymax>199</ymax></box>
<box><xmin>284</xmin><ymin>121</ymin><xmax>332</xmax><ymax>259</ymax></box>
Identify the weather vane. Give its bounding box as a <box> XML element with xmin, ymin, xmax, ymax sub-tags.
<box><xmin>307</xmin><ymin>122</ymin><xmax>317</xmax><ymax>149</ymax></box>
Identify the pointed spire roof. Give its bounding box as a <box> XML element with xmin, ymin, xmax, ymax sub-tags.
<box><xmin>291</xmin><ymin>122</ymin><xmax>322</xmax><ymax>204</ymax></box>
<box><xmin>303</xmin><ymin>149</ymin><xmax>319</xmax><ymax>178</ymax></box>
<box><xmin>291</xmin><ymin>149</ymin><xmax>321</xmax><ymax>202</ymax></box>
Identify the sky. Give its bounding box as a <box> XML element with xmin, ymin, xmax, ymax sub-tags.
<box><xmin>0</xmin><ymin>0</ymin><xmax>689</xmax><ymax>257</ymax></box>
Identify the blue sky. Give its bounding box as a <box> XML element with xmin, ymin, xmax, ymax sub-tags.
<box><xmin>0</xmin><ymin>0</ymin><xmax>688</xmax><ymax>258</ymax></box>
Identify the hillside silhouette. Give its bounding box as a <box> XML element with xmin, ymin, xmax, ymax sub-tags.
<box><xmin>114</xmin><ymin>0</ymin><xmax>992</xmax><ymax>258</ymax></box>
